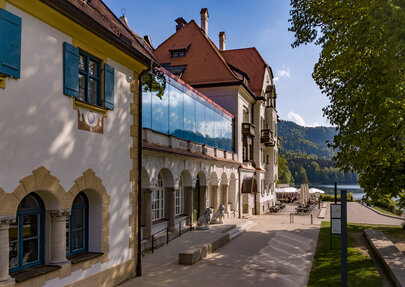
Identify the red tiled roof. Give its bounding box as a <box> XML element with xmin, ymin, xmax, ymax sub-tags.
<box><xmin>221</xmin><ymin>48</ymin><xmax>269</xmax><ymax>97</ymax></box>
<box><xmin>159</xmin><ymin>67</ymin><xmax>234</xmax><ymax>119</ymax></box>
<box><xmin>154</xmin><ymin>20</ymin><xmax>242</xmax><ymax>86</ymax></box>
<box><xmin>50</xmin><ymin>0</ymin><xmax>156</xmax><ymax>62</ymax></box>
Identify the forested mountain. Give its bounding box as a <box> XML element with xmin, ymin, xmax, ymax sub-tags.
<box><xmin>277</xmin><ymin>120</ymin><xmax>358</xmax><ymax>185</ymax></box>
<box><xmin>278</xmin><ymin>120</ymin><xmax>336</xmax><ymax>158</ymax></box>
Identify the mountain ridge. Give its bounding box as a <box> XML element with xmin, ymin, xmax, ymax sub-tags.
<box><xmin>278</xmin><ymin>120</ymin><xmax>337</xmax><ymax>158</ymax></box>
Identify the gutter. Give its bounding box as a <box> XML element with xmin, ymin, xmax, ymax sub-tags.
<box><xmin>40</xmin><ymin>0</ymin><xmax>153</xmax><ymax>67</ymax></box>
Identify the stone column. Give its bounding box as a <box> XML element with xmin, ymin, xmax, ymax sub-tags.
<box><xmin>184</xmin><ymin>187</ymin><xmax>193</xmax><ymax>226</ymax></box>
<box><xmin>0</xmin><ymin>217</ymin><xmax>14</xmax><ymax>282</ymax></box>
<box><xmin>143</xmin><ymin>188</ymin><xmax>152</xmax><ymax>239</ymax></box>
<box><xmin>211</xmin><ymin>186</ymin><xmax>218</xmax><ymax>210</ymax></box>
<box><xmin>221</xmin><ymin>185</ymin><xmax>229</xmax><ymax>213</ymax></box>
<box><xmin>50</xmin><ymin>211</ymin><xmax>70</xmax><ymax>264</ymax></box>
<box><xmin>165</xmin><ymin>187</ymin><xmax>175</xmax><ymax>232</ymax></box>
<box><xmin>199</xmin><ymin>186</ymin><xmax>207</xmax><ymax>218</ymax></box>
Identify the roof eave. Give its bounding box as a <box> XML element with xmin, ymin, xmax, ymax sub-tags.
<box><xmin>40</xmin><ymin>0</ymin><xmax>157</xmax><ymax>68</ymax></box>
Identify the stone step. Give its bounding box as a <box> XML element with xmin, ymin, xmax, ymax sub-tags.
<box><xmin>178</xmin><ymin>221</ymin><xmax>255</xmax><ymax>265</ymax></box>
<box><xmin>226</xmin><ymin>220</ymin><xmax>256</xmax><ymax>240</ymax></box>
<box><xmin>364</xmin><ymin>229</ymin><xmax>405</xmax><ymax>287</ymax></box>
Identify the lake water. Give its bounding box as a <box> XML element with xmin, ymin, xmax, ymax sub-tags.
<box><xmin>309</xmin><ymin>184</ymin><xmax>366</xmax><ymax>200</ymax></box>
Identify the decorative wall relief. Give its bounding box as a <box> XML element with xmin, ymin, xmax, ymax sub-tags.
<box><xmin>77</xmin><ymin>108</ymin><xmax>104</xmax><ymax>134</ymax></box>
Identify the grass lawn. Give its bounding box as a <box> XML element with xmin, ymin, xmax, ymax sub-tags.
<box><xmin>308</xmin><ymin>222</ymin><xmax>389</xmax><ymax>287</ymax></box>
<box><xmin>373</xmin><ymin>206</ymin><xmax>402</xmax><ymax>218</ymax></box>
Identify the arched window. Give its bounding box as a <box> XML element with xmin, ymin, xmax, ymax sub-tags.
<box><xmin>175</xmin><ymin>177</ymin><xmax>184</xmax><ymax>215</ymax></box>
<box><xmin>9</xmin><ymin>193</ymin><xmax>45</xmax><ymax>272</ymax></box>
<box><xmin>66</xmin><ymin>192</ymin><xmax>89</xmax><ymax>256</ymax></box>
<box><xmin>152</xmin><ymin>174</ymin><xmax>164</xmax><ymax>220</ymax></box>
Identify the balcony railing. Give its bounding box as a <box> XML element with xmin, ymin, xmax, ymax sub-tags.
<box><xmin>261</xmin><ymin>129</ymin><xmax>275</xmax><ymax>146</ymax></box>
<box><xmin>242</xmin><ymin>123</ymin><xmax>255</xmax><ymax>137</ymax></box>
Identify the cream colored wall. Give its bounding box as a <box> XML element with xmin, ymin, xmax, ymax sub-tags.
<box><xmin>0</xmin><ymin>5</ymin><xmax>136</xmax><ymax>286</ymax></box>
<box><xmin>142</xmin><ymin>151</ymin><xmax>239</xmax><ymax>212</ymax></box>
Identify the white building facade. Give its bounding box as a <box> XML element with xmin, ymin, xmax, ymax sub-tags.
<box><xmin>0</xmin><ymin>1</ymin><xmax>154</xmax><ymax>286</ymax></box>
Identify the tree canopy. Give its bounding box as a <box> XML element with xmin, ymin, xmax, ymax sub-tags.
<box><xmin>289</xmin><ymin>0</ymin><xmax>405</xmax><ymax>206</ymax></box>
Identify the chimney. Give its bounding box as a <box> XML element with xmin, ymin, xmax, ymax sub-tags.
<box><xmin>175</xmin><ymin>17</ymin><xmax>187</xmax><ymax>31</ymax></box>
<box><xmin>219</xmin><ymin>31</ymin><xmax>226</xmax><ymax>51</ymax></box>
<box><xmin>200</xmin><ymin>8</ymin><xmax>209</xmax><ymax>35</ymax></box>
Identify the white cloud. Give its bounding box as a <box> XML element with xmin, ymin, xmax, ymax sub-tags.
<box><xmin>273</xmin><ymin>66</ymin><xmax>291</xmax><ymax>82</ymax></box>
<box><xmin>287</xmin><ymin>111</ymin><xmax>306</xmax><ymax>126</ymax></box>
<box><xmin>277</xmin><ymin>69</ymin><xmax>290</xmax><ymax>78</ymax></box>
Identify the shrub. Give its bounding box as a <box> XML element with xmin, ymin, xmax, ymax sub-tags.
<box><xmin>320</xmin><ymin>193</ymin><xmax>354</xmax><ymax>202</ymax></box>
<box><xmin>394</xmin><ymin>209</ymin><xmax>404</xmax><ymax>216</ymax></box>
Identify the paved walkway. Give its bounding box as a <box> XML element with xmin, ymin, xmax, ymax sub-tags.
<box><xmin>322</xmin><ymin>202</ymin><xmax>404</xmax><ymax>225</ymax></box>
<box><xmin>365</xmin><ymin>229</ymin><xmax>405</xmax><ymax>287</ymax></box>
<box><xmin>120</xmin><ymin>214</ymin><xmax>320</xmax><ymax>287</ymax></box>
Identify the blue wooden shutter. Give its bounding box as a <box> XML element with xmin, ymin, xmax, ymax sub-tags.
<box><xmin>0</xmin><ymin>8</ymin><xmax>21</xmax><ymax>78</ymax></box>
<box><xmin>104</xmin><ymin>63</ymin><xmax>114</xmax><ymax>110</ymax></box>
<box><xmin>63</xmin><ymin>42</ymin><xmax>79</xmax><ymax>98</ymax></box>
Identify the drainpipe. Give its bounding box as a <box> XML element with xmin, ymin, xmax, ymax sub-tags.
<box><xmin>238</xmin><ymin>167</ymin><xmax>242</xmax><ymax>218</ymax></box>
<box><xmin>136</xmin><ymin>66</ymin><xmax>152</xmax><ymax>277</ymax></box>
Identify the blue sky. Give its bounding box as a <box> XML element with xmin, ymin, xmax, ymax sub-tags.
<box><xmin>104</xmin><ymin>0</ymin><xmax>331</xmax><ymax>127</ymax></box>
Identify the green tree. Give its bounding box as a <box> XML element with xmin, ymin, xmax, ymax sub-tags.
<box><xmin>278</xmin><ymin>154</ymin><xmax>294</xmax><ymax>184</ymax></box>
<box><xmin>307</xmin><ymin>161</ymin><xmax>321</xmax><ymax>182</ymax></box>
<box><xmin>295</xmin><ymin>167</ymin><xmax>309</xmax><ymax>184</ymax></box>
<box><xmin>289</xmin><ymin>0</ymin><xmax>405</xmax><ymax>207</ymax></box>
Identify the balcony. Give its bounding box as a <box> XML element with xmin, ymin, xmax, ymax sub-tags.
<box><xmin>261</xmin><ymin>129</ymin><xmax>275</xmax><ymax>146</ymax></box>
<box><xmin>242</xmin><ymin>123</ymin><xmax>255</xmax><ymax>137</ymax></box>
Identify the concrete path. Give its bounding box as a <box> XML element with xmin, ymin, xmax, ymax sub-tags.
<box><xmin>322</xmin><ymin>202</ymin><xmax>404</xmax><ymax>225</ymax></box>
<box><xmin>120</xmin><ymin>214</ymin><xmax>320</xmax><ymax>287</ymax></box>
<box><xmin>365</xmin><ymin>229</ymin><xmax>405</xmax><ymax>287</ymax></box>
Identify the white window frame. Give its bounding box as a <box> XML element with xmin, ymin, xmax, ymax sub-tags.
<box><xmin>261</xmin><ymin>147</ymin><xmax>265</xmax><ymax>164</ymax></box>
<box><xmin>175</xmin><ymin>177</ymin><xmax>184</xmax><ymax>215</ymax></box>
<box><xmin>243</xmin><ymin>106</ymin><xmax>249</xmax><ymax>123</ymax></box>
<box><xmin>152</xmin><ymin>174</ymin><xmax>165</xmax><ymax>221</ymax></box>
<box><xmin>261</xmin><ymin>179</ymin><xmax>265</xmax><ymax>196</ymax></box>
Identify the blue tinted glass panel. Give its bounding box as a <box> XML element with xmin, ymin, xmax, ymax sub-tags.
<box><xmin>206</xmin><ymin>107</ymin><xmax>215</xmax><ymax>147</ymax></box>
<box><xmin>141</xmin><ymin>74</ymin><xmax>152</xmax><ymax>129</ymax></box>
<box><xmin>151</xmin><ymin>75</ymin><xmax>169</xmax><ymax>134</ymax></box>
<box><xmin>144</xmin><ymin>72</ymin><xmax>233</xmax><ymax>151</ymax></box>
<box><xmin>215</xmin><ymin>112</ymin><xmax>222</xmax><ymax>148</ymax></box>
<box><xmin>183</xmin><ymin>93</ymin><xmax>196</xmax><ymax>141</ymax></box>
<box><xmin>226</xmin><ymin>120</ymin><xmax>233</xmax><ymax>151</ymax></box>
<box><xmin>221</xmin><ymin>114</ymin><xmax>228</xmax><ymax>150</ymax></box>
<box><xmin>195</xmin><ymin>101</ymin><xmax>206</xmax><ymax>145</ymax></box>
<box><xmin>169</xmin><ymin>85</ymin><xmax>183</xmax><ymax>138</ymax></box>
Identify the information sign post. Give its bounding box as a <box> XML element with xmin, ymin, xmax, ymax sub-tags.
<box><xmin>330</xmin><ymin>203</ymin><xmax>341</xmax><ymax>249</ymax></box>
<box><xmin>341</xmin><ymin>189</ymin><xmax>348</xmax><ymax>287</ymax></box>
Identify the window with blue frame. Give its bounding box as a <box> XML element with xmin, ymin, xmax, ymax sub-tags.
<box><xmin>78</xmin><ymin>51</ymin><xmax>101</xmax><ymax>106</ymax></box>
<box><xmin>63</xmin><ymin>42</ymin><xmax>115</xmax><ymax>110</ymax></box>
<box><xmin>0</xmin><ymin>8</ymin><xmax>22</xmax><ymax>79</ymax></box>
<box><xmin>66</xmin><ymin>192</ymin><xmax>89</xmax><ymax>256</ymax></box>
<box><xmin>9</xmin><ymin>193</ymin><xmax>45</xmax><ymax>272</ymax></box>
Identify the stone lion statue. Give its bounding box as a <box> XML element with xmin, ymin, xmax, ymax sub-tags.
<box><xmin>196</xmin><ymin>208</ymin><xmax>212</xmax><ymax>230</ymax></box>
<box><xmin>211</xmin><ymin>204</ymin><xmax>225</xmax><ymax>224</ymax></box>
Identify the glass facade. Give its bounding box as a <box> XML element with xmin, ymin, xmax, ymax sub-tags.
<box><xmin>142</xmin><ymin>72</ymin><xmax>233</xmax><ymax>152</ymax></box>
